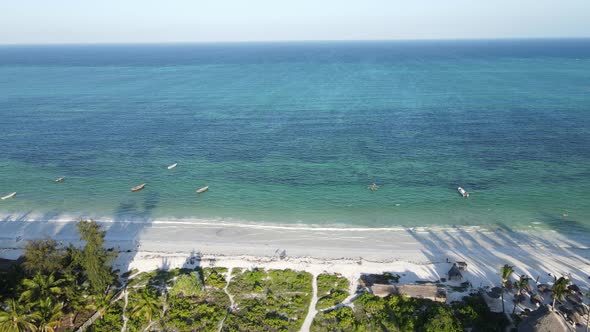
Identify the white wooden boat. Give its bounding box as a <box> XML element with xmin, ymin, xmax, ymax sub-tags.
<box><xmin>367</xmin><ymin>183</ymin><xmax>379</xmax><ymax>191</ymax></box>
<box><xmin>55</xmin><ymin>177</ymin><xmax>65</xmax><ymax>183</ymax></box>
<box><xmin>1</xmin><ymin>192</ymin><xmax>16</xmax><ymax>200</ymax></box>
<box><xmin>167</xmin><ymin>163</ymin><xmax>178</xmax><ymax>170</ymax></box>
<box><xmin>457</xmin><ymin>187</ymin><xmax>469</xmax><ymax>198</ymax></box>
<box><xmin>196</xmin><ymin>186</ymin><xmax>209</xmax><ymax>194</ymax></box>
<box><xmin>131</xmin><ymin>183</ymin><xmax>146</xmax><ymax>192</ymax></box>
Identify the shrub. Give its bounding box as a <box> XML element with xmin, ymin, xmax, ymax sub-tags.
<box><xmin>170</xmin><ymin>271</ymin><xmax>203</xmax><ymax>297</ymax></box>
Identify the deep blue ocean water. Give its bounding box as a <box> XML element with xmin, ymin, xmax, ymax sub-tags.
<box><xmin>1</xmin><ymin>39</ymin><xmax>589</xmax><ymax>230</ymax></box>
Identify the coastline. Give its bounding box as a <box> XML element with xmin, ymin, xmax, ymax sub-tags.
<box><xmin>1</xmin><ymin>218</ymin><xmax>589</xmax><ymax>291</ymax></box>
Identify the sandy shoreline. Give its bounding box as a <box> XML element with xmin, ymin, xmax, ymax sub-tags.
<box><xmin>1</xmin><ymin>218</ymin><xmax>589</xmax><ymax>292</ymax></box>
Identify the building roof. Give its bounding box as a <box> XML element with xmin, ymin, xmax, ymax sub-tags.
<box><xmin>448</xmin><ymin>264</ymin><xmax>463</xmax><ymax>279</ymax></box>
<box><xmin>530</xmin><ymin>294</ymin><xmax>544</xmax><ymax>305</ymax></box>
<box><xmin>371</xmin><ymin>283</ymin><xmax>446</xmax><ymax>302</ymax></box>
<box><xmin>455</xmin><ymin>261</ymin><xmax>468</xmax><ymax>270</ymax></box>
<box><xmin>518</xmin><ymin>305</ymin><xmax>575</xmax><ymax>332</ymax></box>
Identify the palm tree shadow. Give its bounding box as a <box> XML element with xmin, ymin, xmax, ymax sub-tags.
<box><xmin>109</xmin><ymin>191</ymin><xmax>160</xmax><ymax>278</ymax></box>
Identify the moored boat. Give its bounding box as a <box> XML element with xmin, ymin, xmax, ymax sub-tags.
<box><xmin>1</xmin><ymin>192</ymin><xmax>16</xmax><ymax>200</ymax></box>
<box><xmin>55</xmin><ymin>177</ymin><xmax>65</xmax><ymax>183</ymax></box>
<box><xmin>196</xmin><ymin>186</ymin><xmax>209</xmax><ymax>194</ymax></box>
<box><xmin>131</xmin><ymin>183</ymin><xmax>146</xmax><ymax>192</ymax></box>
<box><xmin>167</xmin><ymin>163</ymin><xmax>178</xmax><ymax>170</ymax></box>
<box><xmin>457</xmin><ymin>187</ymin><xmax>469</xmax><ymax>198</ymax></box>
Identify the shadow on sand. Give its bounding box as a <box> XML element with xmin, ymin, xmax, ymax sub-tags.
<box><xmin>0</xmin><ymin>190</ymin><xmax>162</xmax><ymax>279</ymax></box>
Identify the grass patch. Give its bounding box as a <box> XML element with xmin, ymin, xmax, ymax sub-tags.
<box><xmin>316</xmin><ymin>273</ymin><xmax>350</xmax><ymax>310</ymax></box>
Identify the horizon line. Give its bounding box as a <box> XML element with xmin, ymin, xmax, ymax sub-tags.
<box><xmin>1</xmin><ymin>36</ymin><xmax>589</xmax><ymax>47</ymax></box>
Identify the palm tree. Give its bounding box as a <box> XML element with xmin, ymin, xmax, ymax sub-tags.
<box><xmin>551</xmin><ymin>276</ymin><xmax>570</xmax><ymax>309</ymax></box>
<box><xmin>19</xmin><ymin>273</ymin><xmax>64</xmax><ymax>304</ymax></box>
<box><xmin>36</xmin><ymin>298</ymin><xmax>63</xmax><ymax>332</ymax></box>
<box><xmin>0</xmin><ymin>299</ymin><xmax>40</xmax><ymax>332</ymax></box>
<box><xmin>512</xmin><ymin>275</ymin><xmax>529</xmax><ymax>314</ymax></box>
<box><xmin>130</xmin><ymin>289</ymin><xmax>161</xmax><ymax>331</ymax></box>
<box><xmin>500</xmin><ymin>264</ymin><xmax>514</xmax><ymax>314</ymax></box>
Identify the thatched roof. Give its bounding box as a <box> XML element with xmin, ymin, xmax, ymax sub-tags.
<box><xmin>518</xmin><ymin>305</ymin><xmax>575</xmax><ymax>332</ymax></box>
<box><xmin>371</xmin><ymin>283</ymin><xmax>446</xmax><ymax>302</ymax></box>
<box><xmin>558</xmin><ymin>306</ymin><xmax>584</xmax><ymax>325</ymax></box>
<box><xmin>530</xmin><ymin>294</ymin><xmax>544</xmax><ymax>306</ymax></box>
<box><xmin>455</xmin><ymin>261</ymin><xmax>468</xmax><ymax>271</ymax></box>
<box><xmin>569</xmin><ymin>311</ymin><xmax>584</xmax><ymax>325</ymax></box>
<box><xmin>574</xmin><ymin>304</ymin><xmax>589</xmax><ymax>316</ymax></box>
<box><xmin>371</xmin><ymin>284</ymin><xmax>396</xmax><ymax>297</ymax></box>
<box><xmin>448</xmin><ymin>264</ymin><xmax>463</xmax><ymax>280</ymax></box>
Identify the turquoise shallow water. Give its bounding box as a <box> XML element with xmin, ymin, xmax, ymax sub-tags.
<box><xmin>0</xmin><ymin>40</ymin><xmax>589</xmax><ymax>230</ymax></box>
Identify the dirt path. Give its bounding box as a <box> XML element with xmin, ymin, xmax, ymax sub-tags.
<box><xmin>217</xmin><ymin>269</ymin><xmax>235</xmax><ymax>332</ymax></box>
<box><xmin>300</xmin><ymin>272</ymin><xmax>318</xmax><ymax>331</ymax></box>
<box><xmin>120</xmin><ymin>289</ymin><xmax>129</xmax><ymax>332</ymax></box>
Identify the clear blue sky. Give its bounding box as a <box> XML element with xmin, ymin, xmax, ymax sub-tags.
<box><xmin>1</xmin><ymin>0</ymin><xmax>589</xmax><ymax>44</ymax></box>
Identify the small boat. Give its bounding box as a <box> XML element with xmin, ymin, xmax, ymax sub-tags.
<box><xmin>457</xmin><ymin>187</ymin><xmax>469</xmax><ymax>198</ymax></box>
<box><xmin>368</xmin><ymin>183</ymin><xmax>379</xmax><ymax>191</ymax></box>
<box><xmin>54</xmin><ymin>177</ymin><xmax>65</xmax><ymax>183</ymax></box>
<box><xmin>1</xmin><ymin>192</ymin><xmax>16</xmax><ymax>200</ymax></box>
<box><xmin>131</xmin><ymin>184</ymin><xmax>146</xmax><ymax>192</ymax></box>
<box><xmin>196</xmin><ymin>186</ymin><xmax>209</xmax><ymax>194</ymax></box>
<box><xmin>167</xmin><ymin>163</ymin><xmax>178</xmax><ymax>170</ymax></box>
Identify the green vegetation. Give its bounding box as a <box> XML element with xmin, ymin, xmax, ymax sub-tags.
<box><xmin>0</xmin><ymin>220</ymin><xmax>118</xmax><ymax>332</ymax></box>
<box><xmin>203</xmin><ymin>267</ymin><xmax>228</xmax><ymax>289</ymax></box>
<box><xmin>76</xmin><ymin>220</ymin><xmax>117</xmax><ymax>295</ymax></box>
<box><xmin>170</xmin><ymin>271</ymin><xmax>203</xmax><ymax>297</ymax></box>
<box><xmin>223</xmin><ymin>268</ymin><xmax>313</xmax><ymax>331</ymax></box>
<box><xmin>316</xmin><ymin>273</ymin><xmax>350</xmax><ymax>310</ymax></box>
<box><xmin>0</xmin><ymin>225</ymin><xmax>516</xmax><ymax>332</ymax></box>
<box><xmin>500</xmin><ymin>264</ymin><xmax>514</xmax><ymax>313</ymax></box>
<box><xmin>312</xmin><ymin>292</ymin><xmax>509</xmax><ymax>332</ymax></box>
<box><xmin>90</xmin><ymin>267</ymin><xmax>231</xmax><ymax>332</ymax></box>
<box><xmin>551</xmin><ymin>276</ymin><xmax>570</xmax><ymax>308</ymax></box>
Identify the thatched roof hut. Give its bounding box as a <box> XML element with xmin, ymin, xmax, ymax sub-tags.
<box><xmin>574</xmin><ymin>304</ymin><xmax>589</xmax><ymax>317</ymax></box>
<box><xmin>559</xmin><ymin>306</ymin><xmax>585</xmax><ymax>325</ymax></box>
<box><xmin>530</xmin><ymin>294</ymin><xmax>544</xmax><ymax>306</ymax></box>
<box><xmin>371</xmin><ymin>283</ymin><xmax>447</xmax><ymax>302</ymax></box>
<box><xmin>455</xmin><ymin>261</ymin><xmax>468</xmax><ymax>271</ymax></box>
<box><xmin>371</xmin><ymin>284</ymin><xmax>396</xmax><ymax>297</ymax></box>
<box><xmin>447</xmin><ymin>264</ymin><xmax>463</xmax><ymax>281</ymax></box>
<box><xmin>518</xmin><ymin>305</ymin><xmax>575</xmax><ymax>332</ymax></box>
<box><xmin>569</xmin><ymin>311</ymin><xmax>584</xmax><ymax>325</ymax></box>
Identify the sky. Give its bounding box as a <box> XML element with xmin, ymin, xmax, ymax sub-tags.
<box><xmin>0</xmin><ymin>0</ymin><xmax>589</xmax><ymax>44</ymax></box>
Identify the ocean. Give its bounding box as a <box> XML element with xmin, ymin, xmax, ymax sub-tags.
<box><xmin>1</xmin><ymin>39</ymin><xmax>589</xmax><ymax>231</ymax></box>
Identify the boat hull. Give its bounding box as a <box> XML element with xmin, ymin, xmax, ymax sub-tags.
<box><xmin>1</xmin><ymin>192</ymin><xmax>16</xmax><ymax>200</ymax></box>
<box><xmin>196</xmin><ymin>186</ymin><xmax>209</xmax><ymax>193</ymax></box>
<box><xmin>131</xmin><ymin>184</ymin><xmax>146</xmax><ymax>192</ymax></box>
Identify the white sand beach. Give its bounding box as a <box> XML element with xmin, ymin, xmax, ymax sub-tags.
<box><xmin>1</xmin><ymin>216</ymin><xmax>589</xmax><ymax>293</ymax></box>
